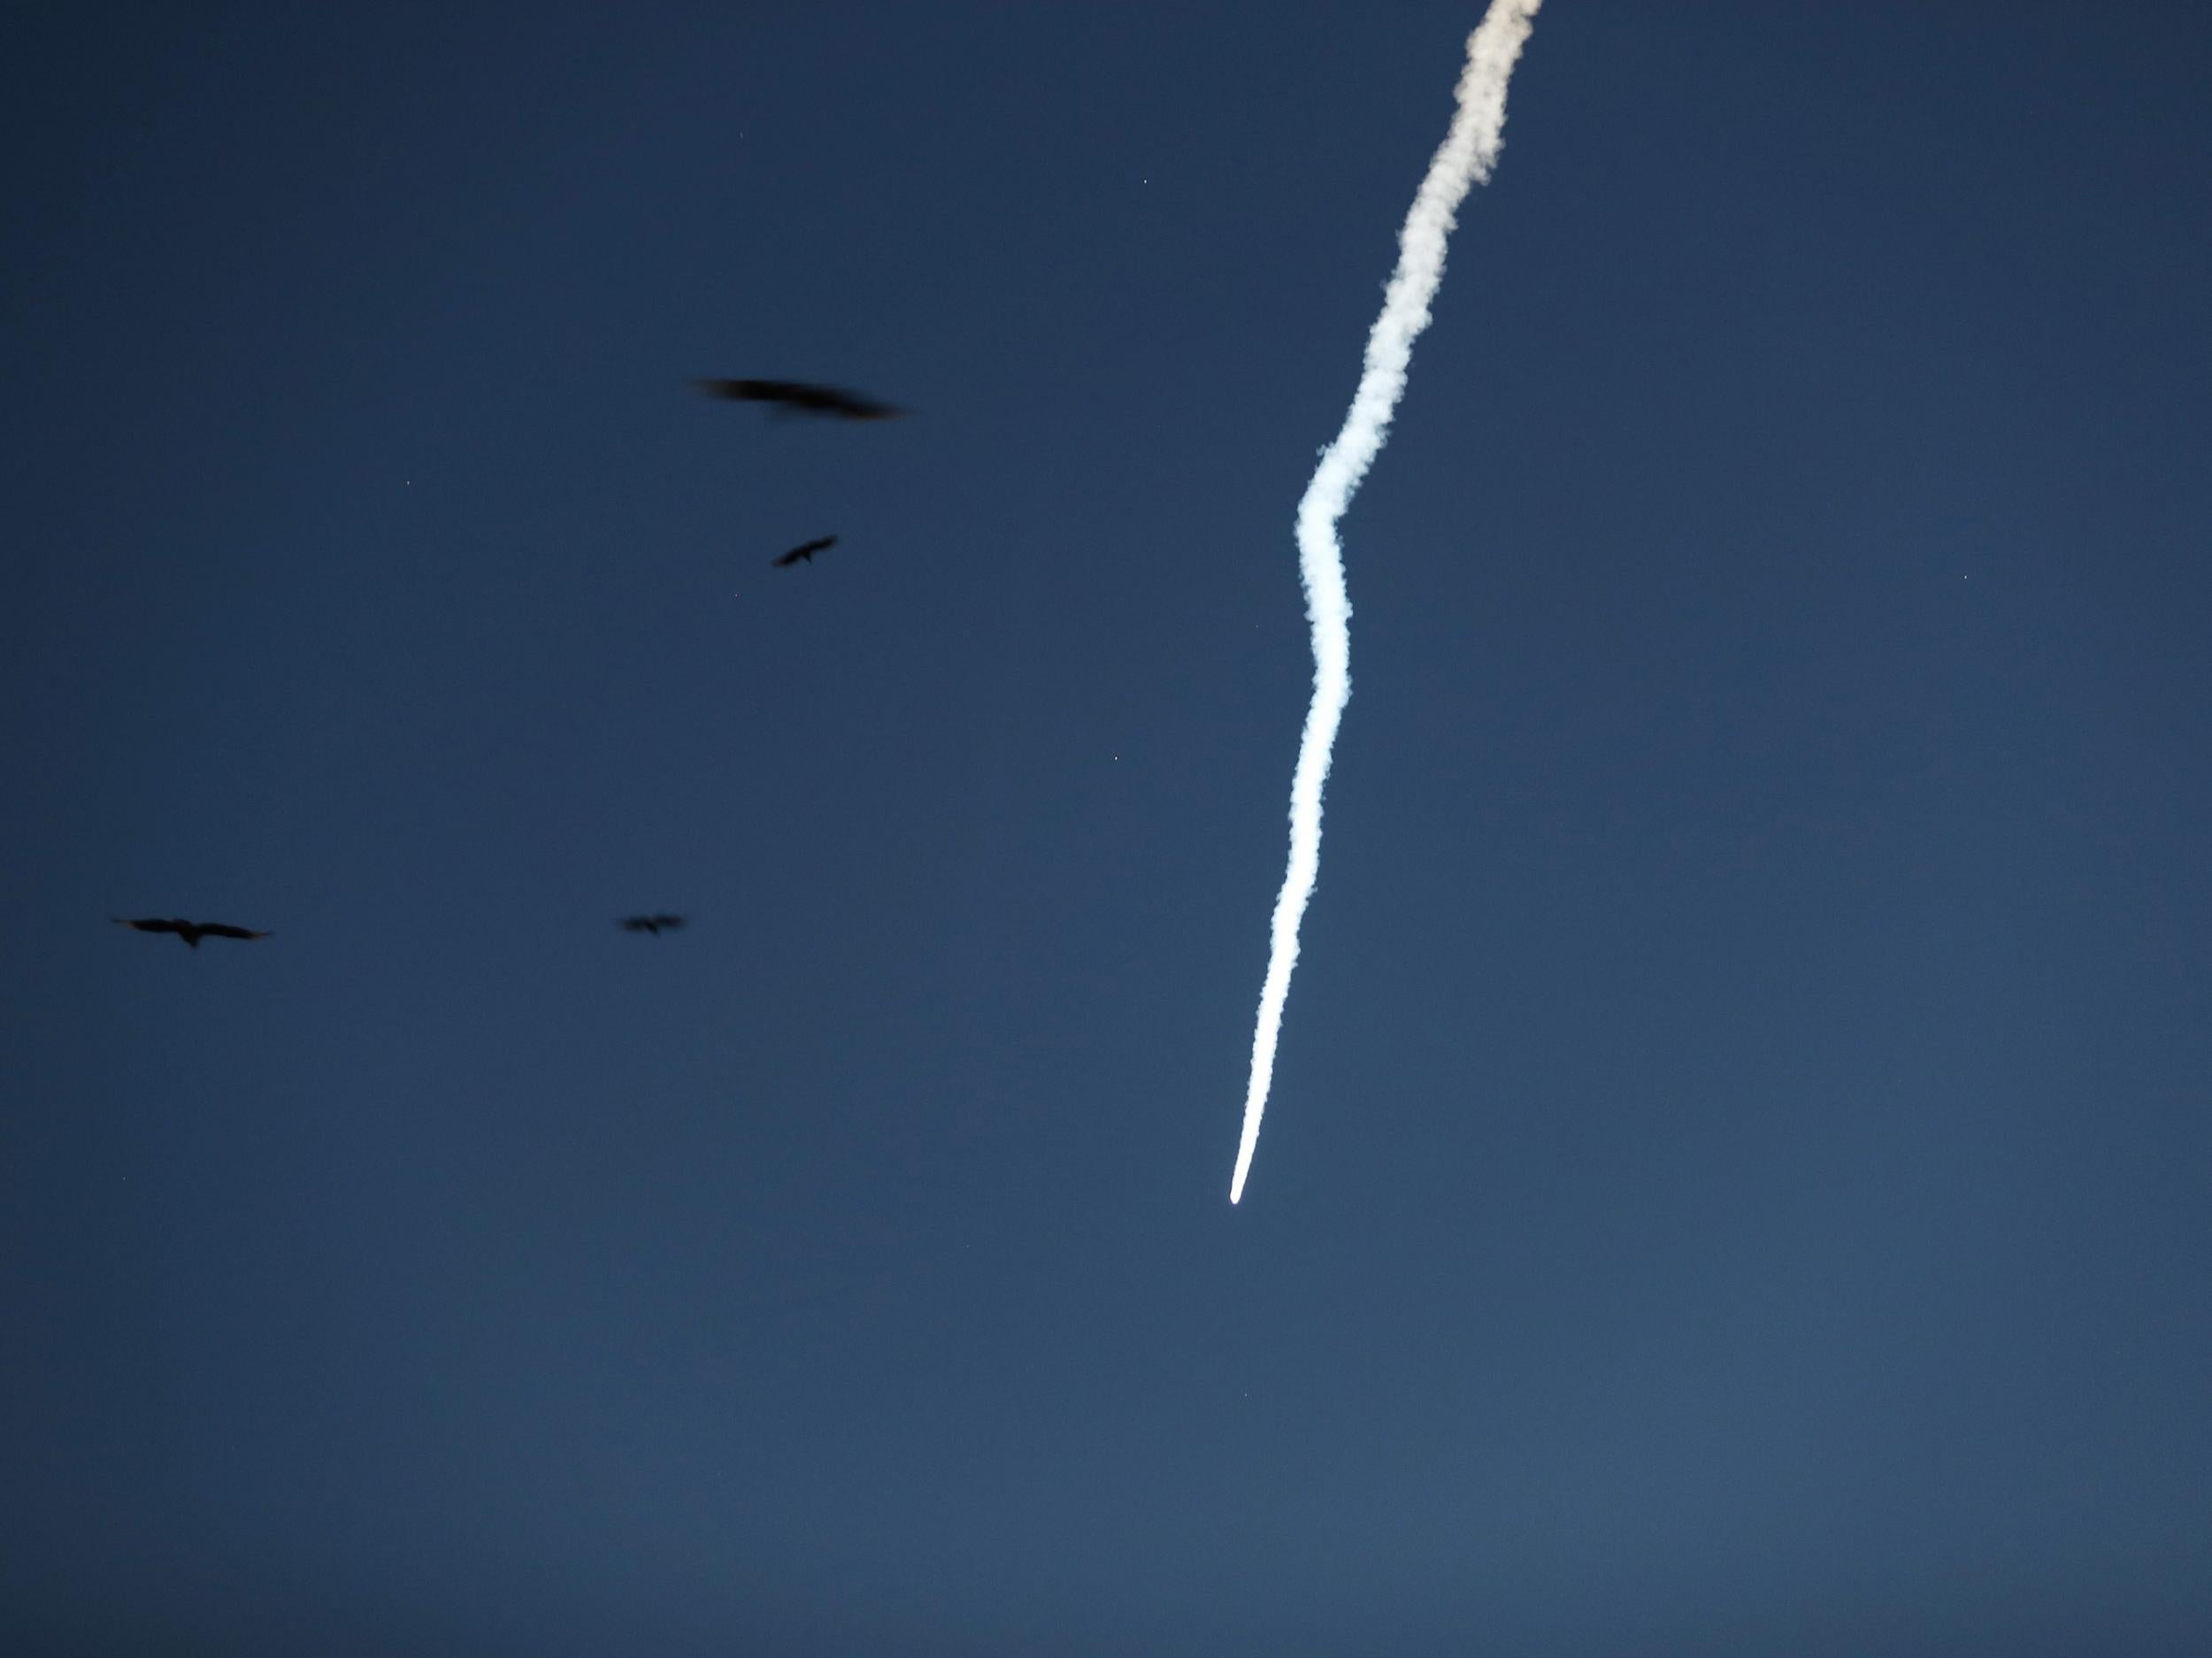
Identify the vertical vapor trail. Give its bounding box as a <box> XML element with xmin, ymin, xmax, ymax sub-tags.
<box><xmin>1230</xmin><ymin>0</ymin><xmax>1544</xmax><ymax>1205</ymax></box>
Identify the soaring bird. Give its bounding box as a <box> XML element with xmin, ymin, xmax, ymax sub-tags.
<box><xmin>772</xmin><ymin>534</ymin><xmax>836</xmax><ymax>569</ymax></box>
<box><xmin>693</xmin><ymin>378</ymin><xmax>905</xmax><ymax>420</ymax></box>
<box><xmin>618</xmin><ymin>914</ymin><xmax>687</xmax><ymax>936</ymax></box>
<box><xmin>112</xmin><ymin>917</ymin><xmax>272</xmax><ymax>948</ymax></box>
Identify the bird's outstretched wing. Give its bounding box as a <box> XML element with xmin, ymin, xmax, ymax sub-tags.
<box><xmin>197</xmin><ymin>923</ymin><xmax>272</xmax><ymax>941</ymax></box>
<box><xmin>113</xmin><ymin>917</ymin><xmax>185</xmax><ymax>936</ymax></box>
<box><xmin>649</xmin><ymin>914</ymin><xmax>687</xmax><ymax>932</ymax></box>
<box><xmin>772</xmin><ymin>535</ymin><xmax>837</xmax><ymax>568</ymax></box>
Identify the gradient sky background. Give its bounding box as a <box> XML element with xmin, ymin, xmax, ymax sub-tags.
<box><xmin>4</xmin><ymin>2</ymin><xmax>2209</xmax><ymax>1653</ymax></box>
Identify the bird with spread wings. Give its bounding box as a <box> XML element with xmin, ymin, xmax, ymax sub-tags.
<box><xmin>694</xmin><ymin>378</ymin><xmax>905</xmax><ymax>420</ymax></box>
<box><xmin>113</xmin><ymin>917</ymin><xmax>273</xmax><ymax>948</ymax></box>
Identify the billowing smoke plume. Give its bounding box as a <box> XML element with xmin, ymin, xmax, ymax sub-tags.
<box><xmin>1230</xmin><ymin>1</ymin><xmax>1545</xmax><ymax>1205</ymax></box>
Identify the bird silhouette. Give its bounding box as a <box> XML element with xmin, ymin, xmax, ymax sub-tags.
<box><xmin>694</xmin><ymin>378</ymin><xmax>905</xmax><ymax>420</ymax></box>
<box><xmin>112</xmin><ymin>917</ymin><xmax>272</xmax><ymax>948</ymax></box>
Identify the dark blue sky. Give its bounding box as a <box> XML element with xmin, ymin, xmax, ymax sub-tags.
<box><xmin>4</xmin><ymin>3</ymin><xmax>2209</xmax><ymax>1652</ymax></box>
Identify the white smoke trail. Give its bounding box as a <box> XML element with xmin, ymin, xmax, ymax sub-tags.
<box><xmin>1230</xmin><ymin>0</ymin><xmax>1545</xmax><ymax>1205</ymax></box>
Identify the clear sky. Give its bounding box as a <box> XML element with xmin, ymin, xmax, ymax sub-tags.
<box><xmin>4</xmin><ymin>2</ymin><xmax>2209</xmax><ymax>1652</ymax></box>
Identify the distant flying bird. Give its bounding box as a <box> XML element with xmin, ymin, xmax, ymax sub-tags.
<box><xmin>772</xmin><ymin>534</ymin><xmax>837</xmax><ymax>569</ymax></box>
<box><xmin>693</xmin><ymin>378</ymin><xmax>906</xmax><ymax>420</ymax></box>
<box><xmin>618</xmin><ymin>914</ymin><xmax>687</xmax><ymax>936</ymax></box>
<box><xmin>112</xmin><ymin>917</ymin><xmax>272</xmax><ymax>948</ymax></box>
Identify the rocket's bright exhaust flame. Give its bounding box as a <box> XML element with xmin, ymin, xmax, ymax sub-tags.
<box><xmin>1231</xmin><ymin>1</ymin><xmax>1545</xmax><ymax>1204</ymax></box>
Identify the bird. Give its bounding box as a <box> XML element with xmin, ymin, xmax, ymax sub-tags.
<box><xmin>693</xmin><ymin>378</ymin><xmax>905</xmax><ymax>420</ymax></box>
<box><xmin>618</xmin><ymin>914</ymin><xmax>687</xmax><ymax>936</ymax></box>
<box><xmin>112</xmin><ymin>917</ymin><xmax>272</xmax><ymax>948</ymax></box>
<box><xmin>772</xmin><ymin>534</ymin><xmax>837</xmax><ymax>569</ymax></box>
